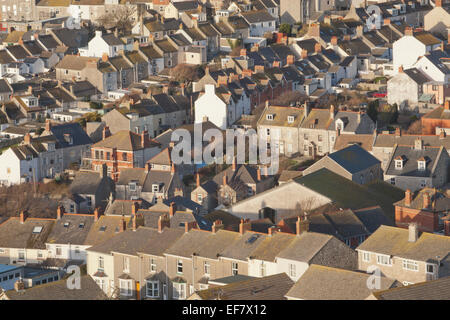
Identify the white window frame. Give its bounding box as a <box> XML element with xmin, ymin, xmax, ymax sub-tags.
<box><xmin>173</xmin><ymin>282</ymin><xmax>186</xmax><ymax>300</ymax></box>
<box><xmin>98</xmin><ymin>256</ymin><xmax>104</xmax><ymax>272</ymax></box>
<box><xmin>376</xmin><ymin>254</ymin><xmax>392</xmax><ymax>266</ymax></box>
<box><xmin>426</xmin><ymin>263</ymin><xmax>436</xmax><ymax>274</ymax></box>
<box><xmin>232</xmin><ymin>262</ymin><xmax>238</xmax><ymax>275</ymax></box>
<box><xmin>204</xmin><ymin>261</ymin><xmax>210</xmax><ymax>276</ymax></box>
<box><xmin>119</xmin><ymin>279</ymin><xmax>132</xmax><ymax>296</ymax></box>
<box><xmin>150</xmin><ymin>258</ymin><xmax>156</xmax><ymax>272</ymax></box>
<box><xmin>123</xmin><ymin>256</ymin><xmax>130</xmax><ymax>273</ymax></box>
<box><xmin>146</xmin><ymin>280</ymin><xmax>159</xmax><ymax>298</ymax></box>
<box><xmin>402</xmin><ymin>259</ymin><xmax>419</xmax><ymax>272</ymax></box>
<box><xmin>288</xmin><ymin>263</ymin><xmax>296</xmax><ymax>278</ymax></box>
<box><xmin>362</xmin><ymin>251</ymin><xmax>370</xmax><ymax>262</ymax></box>
<box><xmin>177</xmin><ymin>260</ymin><xmax>183</xmax><ymax>274</ymax></box>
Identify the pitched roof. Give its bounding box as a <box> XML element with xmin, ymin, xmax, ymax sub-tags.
<box><xmin>0</xmin><ymin>217</ymin><xmax>54</xmax><ymax>249</ymax></box>
<box><xmin>46</xmin><ymin>214</ymin><xmax>95</xmax><ymax>245</ymax></box>
<box><xmin>46</xmin><ymin>122</ymin><xmax>92</xmax><ymax>148</ymax></box>
<box><xmin>326</xmin><ymin>144</ymin><xmax>380</xmax><ymax>174</ymax></box>
<box><xmin>241</xmin><ymin>10</ymin><xmax>276</xmax><ymax>23</ymax></box>
<box><xmin>373</xmin><ymin>276</ymin><xmax>450</xmax><ymax>300</ymax></box>
<box><xmin>356</xmin><ymin>225</ymin><xmax>450</xmax><ymax>262</ymax></box>
<box><xmin>195</xmin><ymin>273</ymin><xmax>294</xmax><ymax>300</ymax></box>
<box><xmin>92</xmin><ymin>130</ymin><xmax>159</xmax><ymax>151</ymax></box>
<box><xmin>3</xmin><ymin>275</ymin><xmax>108</xmax><ymax>300</ymax></box>
<box><xmin>258</xmin><ymin>106</ymin><xmax>305</xmax><ymax>127</ymax></box>
<box><xmin>333</xmin><ymin>134</ymin><xmax>375</xmax><ymax>152</ymax></box>
<box><xmin>84</xmin><ymin>215</ymin><xmax>131</xmax><ymax>247</ymax></box>
<box><xmin>285</xmin><ymin>265</ymin><xmax>397</xmax><ymax>300</ymax></box>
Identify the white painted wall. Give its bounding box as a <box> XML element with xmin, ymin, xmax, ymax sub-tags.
<box><xmin>195</xmin><ymin>84</ymin><xmax>227</xmax><ymax>129</ymax></box>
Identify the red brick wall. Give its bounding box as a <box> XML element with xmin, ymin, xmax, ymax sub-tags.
<box><xmin>421</xmin><ymin>118</ymin><xmax>450</xmax><ymax>135</ymax></box>
<box><xmin>395</xmin><ymin>206</ymin><xmax>439</xmax><ymax>233</ymax></box>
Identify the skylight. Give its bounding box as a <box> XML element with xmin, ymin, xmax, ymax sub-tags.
<box><xmin>32</xmin><ymin>226</ymin><xmax>43</xmax><ymax>234</ymax></box>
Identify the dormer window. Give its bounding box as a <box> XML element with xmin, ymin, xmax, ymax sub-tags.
<box><xmin>64</xmin><ymin>134</ymin><xmax>73</xmax><ymax>145</ymax></box>
<box><xmin>287</xmin><ymin>116</ymin><xmax>295</xmax><ymax>123</ymax></box>
<box><xmin>152</xmin><ymin>184</ymin><xmax>160</xmax><ymax>193</ymax></box>
<box><xmin>395</xmin><ymin>156</ymin><xmax>405</xmax><ymax>170</ymax></box>
<box><xmin>129</xmin><ymin>182</ymin><xmax>137</xmax><ymax>191</ymax></box>
<box><xmin>266</xmin><ymin>114</ymin><xmax>274</xmax><ymax>120</ymax></box>
<box><xmin>418</xmin><ymin>158</ymin><xmax>426</xmax><ymax>171</ymax></box>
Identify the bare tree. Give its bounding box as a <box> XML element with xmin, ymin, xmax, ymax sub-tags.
<box><xmin>97</xmin><ymin>5</ymin><xmax>137</xmax><ymax>35</ymax></box>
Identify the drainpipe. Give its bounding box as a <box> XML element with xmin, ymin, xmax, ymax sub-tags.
<box><xmin>192</xmin><ymin>254</ymin><xmax>195</xmax><ymax>297</ymax></box>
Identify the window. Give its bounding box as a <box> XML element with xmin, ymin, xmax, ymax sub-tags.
<box><xmin>403</xmin><ymin>259</ymin><xmax>418</xmax><ymax>271</ymax></box>
<box><xmin>56</xmin><ymin>246</ymin><xmax>62</xmax><ymax>256</ymax></box>
<box><xmin>266</xmin><ymin>114</ymin><xmax>273</xmax><ymax>120</ymax></box>
<box><xmin>173</xmin><ymin>282</ymin><xmax>186</xmax><ymax>300</ymax></box>
<box><xmin>318</xmin><ymin>146</ymin><xmax>322</xmax><ymax>153</ymax></box>
<box><xmin>289</xmin><ymin>263</ymin><xmax>296</xmax><ymax>278</ymax></box>
<box><xmin>204</xmin><ymin>261</ymin><xmax>210</xmax><ymax>276</ymax></box>
<box><xmin>123</xmin><ymin>256</ymin><xmax>130</xmax><ymax>273</ymax></box>
<box><xmin>119</xmin><ymin>279</ymin><xmax>132</xmax><ymax>296</ymax></box>
<box><xmin>304</xmin><ymin>133</ymin><xmax>308</xmax><ymax>140</ymax></box>
<box><xmin>98</xmin><ymin>256</ymin><xmax>104</xmax><ymax>272</ymax></box>
<box><xmin>418</xmin><ymin>160</ymin><xmax>426</xmax><ymax>171</ymax></box>
<box><xmin>232</xmin><ymin>262</ymin><xmax>238</xmax><ymax>275</ymax></box>
<box><xmin>18</xmin><ymin>250</ymin><xmax>25</xmax><ymax>261</ymax></box>
<box><xmin>376</xmin><ymin>254</ymin><xmax>392</xmax><ymax>266</ymax></box>
<box><xmin>362</xmin><ymin>251</ymin><xmax>370</xmax><ymax>262</ymax></box>
<box><xmin>146</xmin><ymin>280</ymin><xmax>159</xmax><ymax>298</ymax></box>
<box><xmin>266</xmin><ymin>128</ymin><xmax>270</xmax><ymax>136</ymax></box>
<box><xmin>122</xmin><ymin>153</ymin><xmax>128</xmax><ymax>161</ymax></box>
<box><xmin>152</xmin><ymin>184</ymin><xmax>159</xmax><ymax>193</ymax></box>
<box><xmin>129</xmin><ymin>182</ymin><xmax>137</xmax><ymax>191</ymax></box>
<box><xmin>150</xmin><ymin>258</ymin><xmax>156</xmax><ymax>272</ymax></box>
<box><xmin>287</xmin><ymin>116</ymin><xmax>294</xmax><ymax>123</ymax></box>
<box><xmin>395</xmin><ymin>160</ymin><xmax>403</xmax><ymax>169</ymax></box>
<box><xmin>197</xmin><ymin>194</ymin><xmax>203</xmax><ymax>203</ymax></box>
<box><xmin>318</xmin><ymin>135</ymin><xmax>323</xmax><ymax>142</ymax></box>
<box><xmin>426</xmin><ymin>264</ymin><xmax>435</xmax><ymax>274</ymax></box>
<box><xmin>177</xmin><ymin>260</ymin><xmax>183</xmax><ymax>274</ymax></box>
<box><xmin>75</xmin><ymin>246</ymin><xmax>80</xmax><ymax>254</ymax></box>
<box><xmin>390</xmin><ymin>178</ymin><xmax>395</xmax><ymax>185</ymax></box>
<box><xmin>95</xmin><ymin>278</ymin><xmax>106</xmax><ymax>291</ymax></box>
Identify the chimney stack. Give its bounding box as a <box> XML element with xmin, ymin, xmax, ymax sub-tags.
<box><xmin>296</xmin><ymin>215</ymin><xmax>310</xmax><ymax>235</ymax></box>
<box><xmin>119</xmin><ymin>215</ymin><xmax>126</xmax><ymax>232</ymax></box>
<box><xmin>405</xmin><ymin>27</ymin><xmax>413</xmax><ymax>36</ymax></box>
<box><xmin>257</xmin><ymin>167</ymin><xmax>261</xmax><ymax>181</ymax></box>
<box><xmin>405</xmin><ymin>189</ymin><xmax>412</xmax><ymax>207</ymax></box>
<box><xmin>415</xmin><ymin>138</ymin><xmax>424</xmax><ymax>150</ymax></box>
<box><xmin>423</xmin><ymin>192</ymin><xmax>430</xmax><ymax>208</ymax></box>
<box><xmin>301</xmin><ymin>49</ymin><xmax>308</xmax><ymax>59</ymax></box>
<box><xmin>24</xmin><ymin>133</ymin><xmax>32</xmax><ymax>144</ymax></box>
<box><xmin>100</xmin><ymin>163</ymin><xmax>107</xmax><ymax>179</ymax></box>
<box><xmin>286</xmin><ymin>54</ymin><xmax>294</xmax><ymax>65</ymax></box>
<box><xmin>440</xmin><ymin>129</ymin><xmax>446</xmax><ymax>139</ymax></box>
<box><xmin>398</xmin><ymin>65</ymin><xmax>404</xmax><ymax>73</ymax></box>
<box><xmin>384</xmin><ymin>18</ymin><xmax>391</xmax><ymax>26</ymax></box>
<box><xmin>158</xmin><ymin>214</ymin><xmax>170</xmax><ymax>232</ymax></box>
<box><xmin>94</xmin><ymin>208</ymin><xmax>101</xmax><ymax>222</ymax></box>
<box><xmin>45</xmin><ymin>119</ymin><xmax>51</xmax><ymax>132</ymax></box>
<box><xmin>268</xmin><ymin>226</ymin><xmax>279</xmax><ymax>236</ymax></box>
<box><xmin>395</xmin><ymin>127</ymin><xmax>401</xmax><ymax>137</ymax></box>
<box><xmin>14</xmin><ymin>280</ymin><xmax>25</xmax><ymax>293</ymax></box>
<box><xmin>240</xmin><ymin>48</ymin><xmax>247</xmax><ymax>57</ymax></box>
<box><xmin>196</xmin><ymin>173</ymin><xmax>200</xmax><ymax>188</ymax></box>
<box><xmin>408</xmin><ymin>223</ymin><xmax>419</xmax><ymax>242</ymax></box>
<box><xmin>223</xmin><ymin>173</ymin><xmax>227</xmax><ymax>186</ymax></box>
<box><xmin>239</xmin><ymin>219</ymin><xmax>251</xmax><ymax>235</ymax></box>
<box><xmin>102</xmin><ymin>126</ymin><xmax>111</xmax><ymax>140</ymax></box>
<box><xmin>314</xmin><ymin>43</ymin><xmax>321</xmax><ymax>53</ymax></box>
<box><xmin>232</xmin><ymin>156</ymin><xmax>236</xmax><ymax>171</ymax></box>
<box><xmin>169</xmin><ymin>202</ymin><xmax>176</xmax><ymax>217</ymax></box>
<box><xmin>171</xmin><ymin>162</ymin><xmax>175</xmax><ymax>175</ymax></box>
<box><xmin>57</xmin><ymin>206</ymin><xmax>64</xmax><ymax>220</ymax></box>
<box><xmin>212</xmin><ymin>220</ymin><xmax>223</xmax><ymax>233</ymax></box>
<box><xmin>19</xmin><ymin>211</ymin><xmax>26</xmax><ymax>224</ymax></box>
<box><xmin>141</xmin><ymin>130</ymin><xmax>148</xmax><ymax>148</ymax></box>
<box><xmin>331</xmin><ymin>36</ymin><xmax>338</xmax><ymax>46</ymax></box>
<box><xmin>131</xmin><ymin>202</ymin><xmax>139</xmax><ymax>216</ymax></box>
<box><xmin>132</xmin><ymin>214</ymin><xmax>137</xmax><ymax>231</ymax></box>
<box><xmin>145</xmin><ymin>162</ymin><xmax>151</xmax><ymax>173</ymax></box>
<box><xmin>444</xmin><ymin>100</ymin><xmax>450</xmax><ymax>110</ymax></box>
<box><xmin>435</xmin><ymin>0</ymin><xmax>442</xmax><ymax>7</ymax></box>
<box><xmin>330</xmin><ymin>105</ymin><xmax>335</xmax><ymax>119</ymax></box>
<box><xmin>444</xmin><ymin>220</ymin><xmax>450</xmax><ymax>236</ymax></box>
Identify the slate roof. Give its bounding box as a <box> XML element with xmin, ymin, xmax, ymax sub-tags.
<box><xmin>327</xmin><ymin>144</ymin><xmax>381</xmax><ymax>174</ymax></box>
<box><xmin>102</xmin><ymin>33</ymin><xmax>124</xmax><ymax>46</ymax></box>
<box><xmin>45</xmin><ymin>122</ymin><xmax>92</xmax><ymax>148</ymax></box>
<box><xmin>4</xmin><ymin>275</ymin><xmax>108</xmax><ymax>300</ymax></box>
<box><xmin>69</xmin><ymin>171</ymin><xmax>108</xmax><ymax>195</ymax></box>
<box><xmin>84</xmin><ymin>215</ymin><xmax>131</xmax><ymax>247</ymax></box>
<box><xmin>403</xmin><ymin>68</ymin><xmax>430</xmax><ymax>85</ymax></box>
<box><xmin>373</xmin><ymin>133</ymin><xmax>450</xmax><ymax>149</ymax></box>
<box><xmin>92</xmin><ymin>130</ymin><xmax>159</xmax><ymax>151</ymax></box>
<box><xmin>356</xmin><ymin>225</ymin><xmax>450</xmax><ymax>263</ymax></box>
<box><xmin>258</xmin><ymin>106</ymin><xmax>305</xmax><ymax>127</ymax></box>
<box><xmin>46</xmin><ymin>214</ymin><xmax>95</xmax><ymax>245</ymax></box>
<box><xmin>333</xmin><ymin>134</ymin><xmax>375</xmax><ymax>152</ymax></box>
<box><xmin>394</xmin><ymin>188</ymin><xmax>450</xmax><ymax>212</ymax></box>
<box><xmin>285</xmin><ymin>265</ymin><xmax>397</xmax><ymax>300</ymax></box>
<box><xmin>195</xmin><ymin>273</ymin><xmax>294</xmax><ymax>300</ymax></box>
<box><xmin>241</xmin><ymin>10</ymin><xmax>276</xmax><ymax>23</ymax></box>
<box><xmin>6</xmin><ymin>45</ymin><xmax>29</xmax><ymax>60</ymax></box>
<box><xmin>0</xmin><ymin>217</ymin><xmax>54</xmax><ymax>249</ymax></box>
<box><xmin>220</xmin><ymin>232</ymin><xmax>268</xmax><ymax>261</ymax></box>
<box><xmin>385</xmin><ymin>145</ymin><xmax>444</xmax><ymax>178</ymax></box>
<box><xmin>50</xmin><ymin>28</ymin><xmax>89</xmax><ymax>49</ymax></box>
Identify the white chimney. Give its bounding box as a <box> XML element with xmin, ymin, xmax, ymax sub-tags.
<box><xmin>408</xmin><ymin>223</ymin><xmax>419</xmax><ymax>242</ymax></box>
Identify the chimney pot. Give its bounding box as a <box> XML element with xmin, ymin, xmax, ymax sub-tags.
<box><xmin>102</xmin><ymin>126</ymin><xmax>111</xmax><ymax>140</ymax></box>
<box><xmin>423</xmin><ymin>192</ymin><xmax>430</xmax><ymax>209</ymax></box>
<box><xmin>57</xmin><ymin>206</ymin><xmax>64</xmax><ymax>220</ymax></box>
<box><xmin>196</xmin><ymin>173</ymin><xmax>200</xmax><ymax>188</ymax></box>
<box><xmin>19</xmin><ymin>211</ymin><xmax>26</xmax><ymax>224</ymax></box>
<box><xmin>94</xmin><ymin>208</ymin><xmax>100</xmax><ymax>222</ymax></box>
<box><xmin>169</xmin><ymin>202</ymin><xmax>176</xmax><ymax>217</ymax></box>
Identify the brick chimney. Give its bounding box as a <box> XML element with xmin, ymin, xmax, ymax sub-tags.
<box><xmin>24</xmin><ymin>133</ymin><xmax>32</xmax><ymax>144</ymax></box>
<box><xmin>158</xmin><ymin>214</ymin><xmax>170</xmax><ymax>232</ymax></box>
<box><xmin>268</xmin><ymin>226</ymin><xmax>279</xmax><ymax>236</ymax></box>
<box><xmin>184</xmin><ymin>221</ymin><xmax>197</xmax><ymax>233</ymax></box>
<box><xmin>439</xmin><ymin>130</ymin><xmax>446</xmax><ymax>139</ymax></box>
<box><xmin>239</xmin><ymin>219</ymin><xmax>251</xmax><ymax>235</ymax></box>
<box><xmin>171</xmin><ymin>162</ymin><xmax>175</xmax><ymax>175</ymax></box>
<box><xmin>102</xmin><ymin>126</ymin><xmax>111</xmax><ymax>140</ymax></box>
<box><xmin>395</xmin><ymin>127</ymin><xmax>401</xmax><ymax>137</ymax></box>
<box><xmin>405</xmin><ymin>189</ymin><xmax>412</xmax><ymax>207</ymax></box>
<box><xmin>257</xmin><ymin>167</ymin><xmax>261</xmax><ymax>181</ymax></box>
<box><xmin>145</xmin><ymin>162</ymin><xmax>151</xmax><ymax>173</ymax></box>
<box><xmin>296</xmin><ymin>216</ymin><xmax>310</xmax><ymax>235</ymax></box>
<box><xmin>212</xmin><ymin>220</ymin><xmax>224</xmax><ymax>233</ymax></box>
<box><xmin>223</xmin><ymin>173</ymin><xmax>227</xmax><ymax>186</ymax></box>
<box><xmin>45</xmin><ymin>119</ymin><xmax>52</xmax><ymax>132</ymax></box>
<box><xmin>132</xmin><ymin>214</ymin><xmax>137</xmax><ymax>231</ymax></box>
<box><xmin>57</xmin><ymin>206</ymin><xmax>64</xmax><ymax>220</ymax></box>
<box><xmin>384</xmin><ymin>18</ymin><xmax>391</xmax><ymax>26</ymax></box>
<box><xmin>301</xmin><ymin>49</ymin><xmax>308</xmax><ymax>59</ymax></box>
<box><xmin>423</xmin><ymin>192</ymin><xmax>430</xmax><ymax>209</ymax></box>
<box><xmin>94</xmin><ymin>208</ymin><xmax>101</xmax><ymax>222</ymax></box>
<box><xmin>308</xmin><ymin>23</ymin><xmax>320</xmax><ymax>38</ymax></box>
<box><xmin>331</xmin><ymin>36</ymin><xmax>338</xmax><ymax>46</ymax></box>
<box><xmin>141</xmin><ymin>130</ymin><xmax>148</xmax><ymax>148</ymax></box>
<box><xmin>398</xmin><ymin>65</ymin><xmax>404</xmax><ymax>73</ymax></box>
<box><xmin>101</xmin><ymin>53</ymin><xmax>108</xmax><ymax>62</ymax></box>
<box><xmin>330</xmin><ymin>104</ymin><xmax>335</xmax><ymax>119</ymax></box>
<box><xmin>314</xmin><ymin>43</ymin><xmax>321</xmax><ymax>53</ymax></box>
<box><xmin>445</xmin><ymin>220</ymin><xmax>450</xmax><ymax>236</ymax></box>
<box><xmin>169</xmin><ymin>202</ymin><xmax>176</xmax><ymax>217</ymax></box>
<box><xmin>19</xmin><ymin>211</ymin><xmax>26</xmax><ymax>224</ymax></box>
<box><xmin>435</xmin><ymin>0</ymin><xmax>442</xmax><ymax>6</ymax></box>
<box><xmin>232</xmin><ymin>156</ymin><xmax>236</xmax><ymax>171</ymax></box>
<box><xmin>131</xmin><ymin>202</ymin><xmax>139</xmax><ymax>216</ymax></box>
<box><xmin>408</xmin><ymin>223</ymin><xmax>419</xmax><ymax>242</ymax></box>
<box><xmin>196</xmin><ymin>173</ymin><xmax>200</xmax><ymax>188</ymax></box>
<box><xmin>286</xmin><ymin>54</ymin><xmax>294</xmax><ymax>65</ymax></box>
<box><xmin>405</xmin><ymin>27</ymin><xmax>413</xmax><ymax>36</ymax></box>
<box><xmin>445</xmin><ymin>100</ymin><xmax>450</xmax><ymax>110</ymax></box>
<box><xmin>240</xmin><ymin>48</ymin><xmax>247</xmax><ymax>57</ymax></box>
